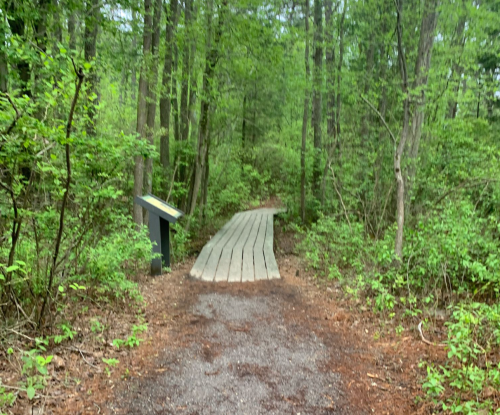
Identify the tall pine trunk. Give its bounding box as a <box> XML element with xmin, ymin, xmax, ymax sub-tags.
<box><xmin>179</xmin><ymin>0</ymin><xmax>193</xmax><ymax>187</ymax></box>
<box><xmin>143</xmin><ymin>0</ymin><xmax>163</xmax><ymax>226</ymax></box>
<box><xmin>84</xmin><ymin>0</ymin><xmax>100</xmax><ymax>135</ymax></box>
<box><xmin>311</xmin><ymin>0</ymin><xmax>323</xmax><ymax>201</ymax></box>
<box><xmin>160</xmin><ymin>0</ymin><xmax>179</xmax><ymax>169</ymax></box>
<box><xmin>406</xmin><ymin>0</ymin><xmax>438</xmax><ymax>204</ymax></box>
<box><xmin>189</xmin><ymin>0</ymin><xmax>226</xmax><ymax>216</ymax></box>
<box><xmin>300</xmin><ymin>0</ymin><xmax>310</xmax><ymax>222</ymax></box>
<box><xmin>133</xmin><ymin>0</ymin><xmax>153</xmax><ymax>227</ymax></box>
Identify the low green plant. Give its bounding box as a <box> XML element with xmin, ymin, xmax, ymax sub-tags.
<box><xmin>112</xmin><ymin>323</ymin><xmax>148</xmax><ymax>349</ymax></box>
<box><xmin>102</xmin><ymin>358</ymin><xmax>120</xmax><ymax>377</ymax></box>
<box><xmin>422</xmin><ymin>302</ymin><xmax>500</xmax><ymax>414</ymax></box>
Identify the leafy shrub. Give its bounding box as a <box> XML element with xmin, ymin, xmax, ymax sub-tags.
<box><xmin>73</xmin><ymin>219</ymin><xmax>152</xmax><ymax>299</ymax></box>
<box><xmin>422</xmin><ymin>302</ymin><xmax>500</xmax><ymax>414</ymax></box>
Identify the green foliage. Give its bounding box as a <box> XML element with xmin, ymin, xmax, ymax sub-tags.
<box><xmin>112</xmin><ymin>323</ymin><xmax>148</xmax><ymax>349</ymax></box>
<box><xmin>422</xmin><ymin>303</ymin><xmax>500</xmax><ymax>414</ymax></box>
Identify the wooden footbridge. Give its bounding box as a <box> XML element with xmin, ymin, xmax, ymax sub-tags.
<box><xmin>190</xmin><ymin>208</ymin><xmax>281</xmax><ymax>282</ymax></box>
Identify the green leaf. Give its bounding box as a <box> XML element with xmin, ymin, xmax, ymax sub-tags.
<box><xmin>26</xmin><ymin>386</ymin><xmax>36</xmax><ymax>400</ymax></box>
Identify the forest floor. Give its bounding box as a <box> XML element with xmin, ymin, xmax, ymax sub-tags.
<box><xmin>5</xmin><ymin>220</ymin><xmax>447</xmax><ymax>415</ymax></box>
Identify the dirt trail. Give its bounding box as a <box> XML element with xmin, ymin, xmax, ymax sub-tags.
<box><xmin>98</xmin><ymin>257</ymin><xmax>425</xmax><ymax>415</ymax></box>
<box><xmin>49</xmin><ymin>257</ymin><xmax>434</xmax><ymax>415</ymax></box>
<box><xmin>119</xmin><ymin>285</ymin><xmax>348</xmax><ymax>414</ymax></box>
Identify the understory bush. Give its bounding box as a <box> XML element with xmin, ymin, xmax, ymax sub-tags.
<box><xmin>297</xmin><ymin>198</ymin><xmax>500</xmax><ymax>413</ymax></box>
<box><xmin>423</xmin><ymin>302</ymin><xmax>500</xmax><ymax>414</ymax></box>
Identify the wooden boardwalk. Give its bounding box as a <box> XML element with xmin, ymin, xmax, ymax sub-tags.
<box><xmin>190</xmin><ymin>208</ymin><xmax>281</xmax><ymax>282</ymax></box>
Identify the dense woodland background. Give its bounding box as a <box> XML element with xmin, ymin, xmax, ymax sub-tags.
<box><xmin>0</xmin><ymin>0</ymin><xmax>500</xmax><ymax>412</ymax></box>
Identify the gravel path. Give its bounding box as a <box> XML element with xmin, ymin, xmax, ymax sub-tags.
<box><xmin>120</xmin><ymin>291</ymin><xmax>356</xmax><ymax>414</ymax></box>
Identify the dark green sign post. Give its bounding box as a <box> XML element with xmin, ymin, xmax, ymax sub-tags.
<box><xmin>134</xmin><ymin>194</ymin><xmax>184</xmax><ymax>276</ymax></box>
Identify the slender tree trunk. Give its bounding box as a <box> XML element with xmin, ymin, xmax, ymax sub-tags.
<box><xmin>143</xmin><ymin>0</ymin><xmax>162</xmax><ymax>226</ymax></box>
<box><xmin>84</xmin><ymin>0</ymin><xmax>100</xmax><ymax>135</ymax></box>
<box><xmin>131</xmin><ymin>10</ymin><xmax>138</xmax><ymax>102</ymax></box>
<box><xmin>447</xmin><ymin>2</ymin><xmax>466</xmax><ymax>119</ymax></box>
<box><xmin>311</xmin><ymin>0</ymin><xmax>323</xmax><ymax>201</ymax></box>
<box><xmin>320</xmin><ymin>0</ymin><xmax>337</xmax><ymax>204</ymax></box>
<box><xmin>160</xmin><ymin>0</ymin><xmax>179</xmax><ymax>169</ymax></box>
<box><xmin>68</xmin><ymin>9</ymin><xmax>77</xmax><ymax>51</ymax></box>
<box><xmin>188</xmin><ymin>1</ymin><xmax>198</xmax><ymax>140</ymax></box>
<box><xmin>133</xmin><ymin>0</ymin><xmax>154</xmax><ymax>227</ymax></box>
<box><xmin>324</xmin><ymin>0</ymin><xmax>336</xmax><ymax>145</ymax></box>
<box><xmin>52</xmin><ymin>0</ymin><xmax>63</xmax><ymax>47</ymax></box>
<box><xmin>406</xmin><ymin>0</ymin><xmax>438</xmax><ymax>202</ymax></box>
<box><xmin>0</xmin><ymin>14</ymin><xmax>8</xmax><ymax>93</ymax></box>
<box><xmin>394</xmin><ymin>0</ymin><xmax>410</xmax><ymax>261</ymax></box>
<box><xmin>7</xmin><ymin>5</ymin><xmax>30</xmax><ymax>97</ymax></box>
<box><xmin>242</xmin><ymin>94</ymin><xmax>247</xmax><ymax>150</ymax></box>
<box><xmin>189</xmin><ymin>0</ymin><xmax>226</xmax><ymax>216</ymax></box>
<box><xmin>300</xmin><ymin>0</ymin><xmax>310</xmax><ymax>222</ymax></box>
<box><xmin>172</xmin><ymin>42</ymin><xmax>181</xmax><ymax>143</ymax></box>
<box><xmin>335</xmin><ymin>4</ymin><xmax>345</xmax><ymax>146</ymax></box>
<box><xmin>179</xmin><ymin>0</ymin><xmax>192</xmax><ymax>186</ymax></box>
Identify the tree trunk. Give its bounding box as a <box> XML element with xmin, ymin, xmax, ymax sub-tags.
<box><xmin>84</xmin><ymin>0</ymin><xmax>100</xmax><ymax>135</ymax></box>
<box><xmin>52</xmin><ymin>0</ymin><xmax>63</xmax><ymax>47</ymax></box>
<box><xmin>172</xmin><ymin>41</ymin><xmax>181</xmax><ymax>144</ymax></box>
<box><xmin>324</xmin><ymin>0</ymin><xmax>336</xmax><ymax>144</ymax></box>
<box><xmin>189</xmin><ymin>0</ymin><xmax>226</xmax><ymax>216</ymax></box>
<box><xmin>405</xmin><ymin>0</ymin><xmax>438</xmax><ymax>202</ymax></box>
<box><xmin>68</xmin><ymin>9</ymin><xmax>77</xmax><ymax>51</ymax></box>
<box><xmin>143</xmin><ymin>0</ymin><xmax>163</xmax><ymax>227</ymax></box>
<box><xmin>131</xmin><ymin>10</ymin><xmax>138</xmax><ymax>102</ymax></box>
<box><xmin>394</xmin><ymin>0</ymin><xmax>410</xmax><ymax>261</ymax></box>
<box><xmin>179</xmin><ymin>0</ymin><xmax>193</xmax><ymax>186</ymax></box>
<box><xmin>0</xmin><ymin>14</ymin><xmax>8</xmax><ymax>93</ymax></box>
<box><xmin>133</xmin><ymin>0</ymin><xmax>154</xmax><ymax>227</ymax></box>
<box><xmin>447</xmin><ymin>2</ymin><xmax>466</xmax><ymax>119</ymax></box>
<box><xmin>300</xmin><ymin>0</ymin><xmax>310</xmax><ymax>222</ymax></box>
<box><xmin>311</xmin><ymin>0</ymin><xmax>323</xmax><ymax>200</ymax></box>
<box><xmin>160</xmin><ymin>0</ymin><xmax>179</xmax><ymax>169</ymax></box>
<box><xmin>7</xmin><ymin>5</ymin><xmax>30</xmax><ymax>97</ymax></box>
<box><xmin>242</xmin><ymin>93</ymin><xmax>247</xmax><ymax>150</ymax></box>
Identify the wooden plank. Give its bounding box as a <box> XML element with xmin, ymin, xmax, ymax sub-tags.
<box><xmin>241</xmin><ymin>214</ymin><xmax>262</xmax><ymax>282</ymax></box>
<box><xmin>264</xmin><ymin>213</ymin><xmax>280</xmax><ymax>279</ymax></box>
<box><xmin>253</xmin><ymin>213</ymin><xmax>268</xmax><ymax>280</ymax></box>
<box><xmin>189</xmin><ymin>213</ymin><xmax>241</xmax><ymax>278</ymax></box>
<box><xmin>214</xmin><ymin>213</ymin><xmax>253</xmax><ymax>282</ymax></box>
<box><xmin>200</xmin><ymin>213</ymin><xmax>247</xmax><ymax>281</ymax></box>
<box><xmin>228</xmin><ymin>213</ymin><xmax>257</xmax><ymax>282</ymax></box>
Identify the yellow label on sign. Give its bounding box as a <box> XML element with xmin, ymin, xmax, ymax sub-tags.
<box><xmin>143</xmin><ymin>196</ymin><xmax>182</xmax><ymax>218</ymax></box>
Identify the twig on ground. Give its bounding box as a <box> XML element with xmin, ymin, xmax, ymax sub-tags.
<box><xmin>75</xmin><ymin>347</ymin><xmax>98</xmax><ymax>369</ymax></box>
<box><xmin>418</xmin><ymin>321</ymin><xmax>446</xmax><ymax>347</ymax></box>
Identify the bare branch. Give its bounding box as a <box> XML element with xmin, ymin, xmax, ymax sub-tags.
<box><xmin>360</xmin><ymin>95</ymin><xmax>397</xmax><ymax>145</ymax></box>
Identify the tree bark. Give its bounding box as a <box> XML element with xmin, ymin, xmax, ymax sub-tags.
<box><xmin>394</xmin><ymin>0</ymin><xmax>410</xmax><ymax>261</ymax></box>
<box><xmin>179</xmin><ymin>0</ymin><xmax>193</xmax><ymax>185</ymax></box>
<box><xmin>160</xmin><ymin>0</ymin><xmax>179</xmax><ymax>169</ymax></box>
<box><xmin>406</xmin><ymin>0</ymin><xmax>438</xmax><ymax>202</ymax></box>
<box><xmin>242</xmin><ymin>93</ymin><xmax>247</xmax><ymax>149</ymax></box>
<box><xmin>143</xmin><ymin>0</ymin><xmax>163</xmax><ymax>226</ymax></box>
<box><xmin>300</xmin><ymin>0</ymin><xmax>310</xmax><ymax>222</ymax></box>
<box><xmin>84</xmin><ymin>0</ymin><xmax>100</xmax><ymax>135</ymax></box>
<box><xmin>68</xmin><ymin>8</ymin><xmax>77</xmax><ymax>52</ymax></box>
<box><xmin>7</xmin><ymin>4</ymin><xmax>30</xmax><ymax>97</ymax></box>
<box><xmin>311</xmin><ymin>0</ymin><xmax>323</xmax><ymax>200</ymax></box>
<box><xmin>133</xmin><ymin>0</ymin><xmax>154</xmax><ymax>227</ymax></box>
<box><xmin>172</xmin><ymin>42</ymin><xmax>181</xmax><ymax>143</ymax></box>
<box><xmin>324</xmin><ymin>0</ymin><xmax>336</xmax><ymax>145</ymax></box>
<box><xmin>446</xmin><ymin>1</ymin><xmax>466</xmax><ymax>119</ymax></box>
<box><xmin>0</xmin><ymin>14</ymin><xmax>8</xmax><ymax>93</ymax></box>
<box><xmin>189</xmin><ymin>0</ymin><xmax>226</xmax><ymax>216</ymax></box>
